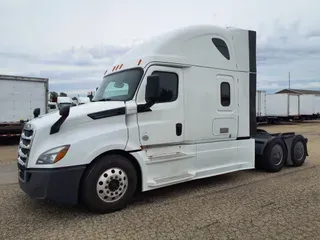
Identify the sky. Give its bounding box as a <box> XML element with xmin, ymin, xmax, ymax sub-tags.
<box><xmin>1</xmin><ymin>0</ymin><xmax>320</xmax><ymax>97</ymax></box>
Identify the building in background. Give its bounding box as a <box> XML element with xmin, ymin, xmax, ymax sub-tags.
<box><xmin>275</xmin><ymin>89</ymin><xmax>320</xmax><ymax>96</ymax></box>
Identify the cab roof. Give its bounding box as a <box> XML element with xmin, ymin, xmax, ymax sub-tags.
<box><xmin>105</xmin><ymin>25</ymin><xmax>253</xmax><ymax>76</ymax></box>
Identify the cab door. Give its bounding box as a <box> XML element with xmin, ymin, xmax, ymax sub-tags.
<box><xmin>136</xmin><ymin>65</ymin><xmax>184</xmax><ymax>146</ymax></box>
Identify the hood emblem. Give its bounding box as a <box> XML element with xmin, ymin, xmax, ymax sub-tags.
<box><xmin>142</xmin><ymin>135</ymin><xmax>149</xmax><ymax>141</ymax></box>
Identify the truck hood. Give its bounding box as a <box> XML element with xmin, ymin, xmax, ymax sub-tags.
<box><xmin>29</xmin><ymin>101</ymin><xmax>125</xmax><ymax>130</ymax></box>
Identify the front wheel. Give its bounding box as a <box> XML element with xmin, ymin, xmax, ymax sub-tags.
<box><xmin>80</xmin><ymin>154</ymin><xmax>137</xmax><ymax>214</ymax></box>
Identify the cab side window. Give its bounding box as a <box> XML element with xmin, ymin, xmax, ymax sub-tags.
<box><xmin>220</xmin><ymin>82</ymin><xmax>230</xmax><ymax>106</ymax></box>
<box><xmin>151</xmin><ymin>71</ymin><xmax>178</xmax><ymax>103</ymax></box>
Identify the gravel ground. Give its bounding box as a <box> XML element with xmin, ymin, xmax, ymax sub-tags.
<box><xmin>0</xmin><ymin>121</ymin><xmax>320</xmax><ymax>240</ymax></box>
<box><xmin>0</xmin><ymin>137</ymin><xmax>19</xmax><ymax>165</ymax></box>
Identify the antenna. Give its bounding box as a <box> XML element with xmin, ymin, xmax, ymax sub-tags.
<box><xmin>288</xmin><ymin>72</ymin><xmax>291</xmax><ymax>89</ymax></box>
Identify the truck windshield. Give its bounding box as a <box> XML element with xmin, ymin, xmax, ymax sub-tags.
<box><xmin>93</xmin><ymin>68</ymin><xmax>144</xmax><ymax>102</ymax></box>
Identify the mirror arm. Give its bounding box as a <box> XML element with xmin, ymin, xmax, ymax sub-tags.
<box><xmin>138</xmin><ymin>100</ymin><xmax>156</xmax><ymax>113</ymax></box>
<box><xmin>145</xmin><ymin>100</ymin><xmax>155</xmax><ymax>109</ymax></box>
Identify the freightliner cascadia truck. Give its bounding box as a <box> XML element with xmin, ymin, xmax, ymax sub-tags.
<box><xmin>17</xmin><ymin>25</ymin><xmax>308</xmax><ymax>214</ymax></box>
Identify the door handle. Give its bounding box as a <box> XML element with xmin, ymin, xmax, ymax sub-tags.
<box><xmin>176</xmin><ymin>123</ymin><xmax>182</xmax><ymax>136</ymax></box>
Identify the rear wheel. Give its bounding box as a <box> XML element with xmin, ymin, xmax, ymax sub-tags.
<box><xmin>291</xmin><ymin>135</ymin><xmax>307</xmax><ymax>167</ymax></box>
<box><xmin>80</xmin><ymin>154</ymin><xmax>137</xmax><ymax>214</ymax></box>
<box><xmin>262</xmin><ymin>138</ymin><xmax>287</xmax><ymax>172</ymax></box>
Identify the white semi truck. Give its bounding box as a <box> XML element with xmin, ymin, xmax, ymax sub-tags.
<box><xmin>17</xmin><ymin>25</ymin><xmax>308</xmax><ymax>214</ymax></box>
<box><xmin>57</xmin><ymin>96</ymin><xmax>73</xmax><ymax>109</ymax></box>
<box><xmin>75</xmin><ymin>96</ymin><xmax>91</xmax><ymax>105</ymax></box>
<box><xmin>0</xmin><ymin>74</ymin><xmax>48</xmax><ymax>137</ymax></box>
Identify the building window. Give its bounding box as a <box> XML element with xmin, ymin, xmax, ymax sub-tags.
<box><xmin>220</xmin><ymin>82</ymin><xmax>230</xmax><ymax>106</ymax></box>
<box><xmin>151</xmin><ymin>71</ymin><xmax>179</xmax><ymax>103</ymax></box>
<box><xmin>212</xmin><ymin>38</ymin><xmax>230</xmax><ymax>60</ymax></box>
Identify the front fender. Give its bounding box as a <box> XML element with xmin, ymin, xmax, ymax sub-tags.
<box><xmin>28</xmin><ymin>115</ymin><xmax>128</xmax><ymax>168</ymax></box>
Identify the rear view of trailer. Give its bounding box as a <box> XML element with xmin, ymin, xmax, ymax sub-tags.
<box><xmin>0</xmin><ymin>75</ymin><xmax>48</xmax><ymax>137</ymax></box>
<box><xmin>256</xmin><ymin>90</ymin><xmax>267</xmax><ymax>123</ymax></box>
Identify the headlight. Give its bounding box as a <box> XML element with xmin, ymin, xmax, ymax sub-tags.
<box><xmin>36</xmin><ymin>145</ymin><xmax>70</xmax><ymax>164</ymax></box>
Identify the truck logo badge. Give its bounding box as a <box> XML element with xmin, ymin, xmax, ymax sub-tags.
<box><xmin>142</xmin><ymin>135</ymin><xmax>149</xmax><ymax>141</ymax></box>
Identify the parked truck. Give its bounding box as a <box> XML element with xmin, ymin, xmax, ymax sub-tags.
<box><xmin>57</xmin><ymin>96</ymin><xmax>73</xmax><ymax>109</ymax></box>
<box><xmin>75</xmin><ymin>96</ymin><xmax>91</xmax><ymax>105</ymax></box>
<box><xmin>17</xmin><ymin>25</ymin><xmax>308</xmax><ymax>214</ymax></box>
<box><xmin>0</xmin><ymin>74</ymin><xmax>48</xmax><ymax>137</ymax></box>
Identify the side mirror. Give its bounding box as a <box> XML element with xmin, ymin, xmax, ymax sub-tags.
<box><xmin>59</xmin><ymin>105</ymin><xmax>70</xmax><ymax>118</ymax></box>
<box><xmin>146</xmin><ymin>75</ymin><xmax>160</xmax><ymax>104</ymax></box>
<box><xmin>33</xmin><ymin>108</ymin><xmax>40</xmax><ymax>118</ymax></box>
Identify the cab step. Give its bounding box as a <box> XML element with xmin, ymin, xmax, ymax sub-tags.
<box><xmin>147</xmin><ymin>172</ymin><xmax>195</xmax><ymax>187</ymax></box>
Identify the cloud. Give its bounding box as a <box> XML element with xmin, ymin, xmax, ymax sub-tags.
<box><xmin>256</xmin><ymin>21</ymin><xmax>320</xmax><ymax>91</ymax></box>
<box><xmin>0</xmin><ymin>44</ymin><xmax>132</xmax><ymax>96</ymax></box>
<box><xmin>1</xmin><ymin>19</ymin><xmax>320</xmax><ymax>95</ymax></box>
<box><xmin>1</xmin><ymin>45</ymin><xmax>130</xmax><ymax>67</ymax></box>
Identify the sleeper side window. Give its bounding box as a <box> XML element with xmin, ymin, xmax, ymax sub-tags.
<box><xmin>150</xmin><ymin>71</ymin><xmax>179</xmax><ymax>103</ymax></box>
<box><xmin>220</xmin><ymin>82</ymin><xmax>230</xmax><ymax>106</ymax></box>
<box><xmin>212</xmin><ymin>38</ymin><xmax>230</xmax><ymax>60</ymax></box>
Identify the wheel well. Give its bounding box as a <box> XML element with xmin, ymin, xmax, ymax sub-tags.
<box><xmin>79</xmin><ymin>149</ymin><xmax>143</xmax><ymax>200</ymax></box>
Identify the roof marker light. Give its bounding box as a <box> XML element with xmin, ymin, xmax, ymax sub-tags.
<box><xmin>115</xmin><ymin>65</ymin><xmax>120</xmax><ymax>70</ymax></box>
<box><xmin>137</xmin><ymin>59</ymin><xmax>142</xmax><ymax>65</ymax></box>
<box><xmin>119</xmin><ymin>64</ymin><xmax>123</xmax><ymax>69</ymax></box>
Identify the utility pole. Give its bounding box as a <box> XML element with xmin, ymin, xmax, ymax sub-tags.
<box><xmin>288</xmin><ymin>72</ymin><xmax>291</xmax><ymax>89</ymax></box>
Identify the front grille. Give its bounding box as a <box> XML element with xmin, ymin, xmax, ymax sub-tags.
<box><xmin>17</xmin><ymin>124</ymin><xmax>35</xmax><ymax>168</ymax></box>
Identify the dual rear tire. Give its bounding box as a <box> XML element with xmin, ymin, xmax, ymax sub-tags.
<box><xmin>260</xmin><ymin>135</ymin><xmax>307</xmax><ymax>172</ymax></box>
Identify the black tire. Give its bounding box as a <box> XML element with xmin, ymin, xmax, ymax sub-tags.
<box><xmin>291</xmin><ymin>135</ymin><xmax>307</xmax><ymax>167</ymax></box>
<box><xmin>262</xmin><ymin>138</ymin><xmax>287</xmax><ymax>172</ymax></box>
<box><xmin>80</xmin><ymin>154</ymin><xmax>137</xmax><ymax>214</ymax></box>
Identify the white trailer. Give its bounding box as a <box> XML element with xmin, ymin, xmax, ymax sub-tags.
<box><xmin>315</xmin><ymin>96</ymin><xmax>320</xmax><ymax>115</ymax></box>
<box><xmin>299</xmin><ymin>94</ymin><xmax>320</xmax><ymax>119</ymax></box>
<box><xmin>17</xmin><ymin>25</ymin><xmax>308</xmax><ymax>214</ymax></box>
<box><xmin>256</xmin><ymin>90</ymin><xmax>267</xmax><ymax>123</ymax></box>
<box><xmin>0</xmin><ymin>75</ymin><xmax>48</xmax><ymax>137</ymax></box>
<box><xmin>299</xmin><ymin>95</ymin><xmax>315</xmax><ymax>116</ymax></box>
<box><xmin>266</xmin><ymin>93</ymin><xmax>299</xmax><ymax>122</ymax></box>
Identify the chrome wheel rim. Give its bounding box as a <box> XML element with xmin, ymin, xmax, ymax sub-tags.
<box><xmin>96</xmin><ymin>168</ymin><xmax>128</xmax><ymax>203</ymax></box>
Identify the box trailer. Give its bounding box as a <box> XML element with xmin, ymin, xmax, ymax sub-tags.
<box><xmin>315</xmin><ymin>96</ymin><xmax>320</xmax><ymax>116</ymax></box>
<box><xmin>256</xmin><ymin>90</ymin><xmax>267</xmax><ymax>123</ymax></box>
<box><xmin>266</xmin><ymin>93</ymin><xmax>299</xmax><ymax>122</ymax></box>
<box><xmin>299</xmin><ymin>94</ymin><xmax>320</xmax><ymax>119</ymax></box>
<box><xmin>0</xmin><ymin>75</ymin><xmax>48</xmax><ymax>137</ymax></box>
<box><xmin>17</xmin><ymin>25</ymin><xmax>308</xmax><ymax>214</ymax></box>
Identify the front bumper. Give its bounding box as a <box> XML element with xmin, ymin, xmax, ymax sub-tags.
<box><xmin>18</xmin><ymin>164</ymin><xmax>86</xmax><ymax>205</ymax></box>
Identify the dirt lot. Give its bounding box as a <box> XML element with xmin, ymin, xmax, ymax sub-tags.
<box><xmin>0</xmin><ymin>138</ymin><xmax>19</xmax><ymax>164</ymax></box>
<box><xmin>0</xmin><ymin>121</ymin><xmax>320</xmax><ymax>240</ymax></box>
